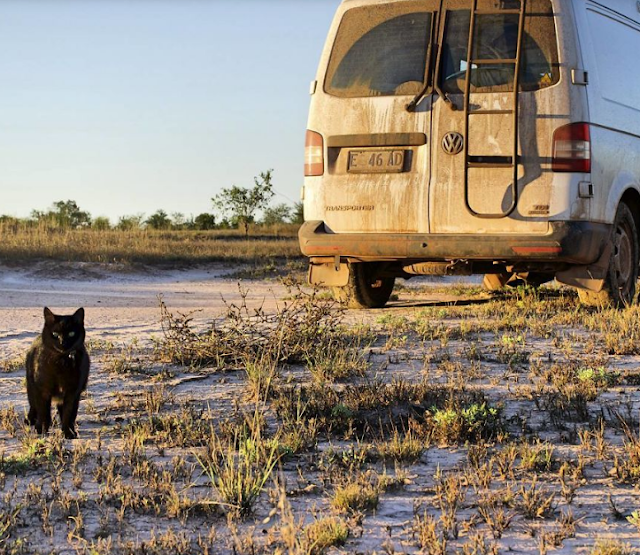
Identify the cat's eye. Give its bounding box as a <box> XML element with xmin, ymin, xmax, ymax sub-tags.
<box><xmin>68</xmin><ymin>332</ymin><xmax>75</xmax><ymax>338</ymax></box>
<box><xmin>52</xmin><ymin>332</ymin><xmax>61</xmax><ymax>340</ymax></box>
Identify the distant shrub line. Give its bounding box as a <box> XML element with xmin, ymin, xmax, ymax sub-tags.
<box><xmin>0</xmin><ymin>222</ymin><xmax>302</xmax><ymax>266</ymax></box>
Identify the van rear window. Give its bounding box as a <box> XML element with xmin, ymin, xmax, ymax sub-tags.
<box><xmin>441</xmin><ymin>1</ymin><xmax>559</xmax><ymax>93</ymax></box>
<box><xmin>325</xmin><ymin>3</ymin><xmax>433</xmax><ymax>98</ymax></box>
<box><xmin>325</xmin><ymin>0</ymin><xmax>559</xmax><ymax>99</ymax></box>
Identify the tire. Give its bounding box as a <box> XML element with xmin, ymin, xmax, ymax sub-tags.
<box><xmin>578</xmin><ymin>203</ymin><xmax>639</xmax><ymax>308</ymax></box>
<box><xmin>332</xmin><ymin>263</ymin><xmax>395</xmax><ymax>309</ymax></box>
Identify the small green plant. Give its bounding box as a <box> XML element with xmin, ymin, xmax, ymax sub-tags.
<box><xmin>1</xmin><ymin>432</ymin><xmax>67</xmax><ymax>474</ymax></box>
<box><xmin>626</xmin><ymin>509</ymin><xmax>640</xmax><ymax>531</ymax></box>
<box><xmin>429</xmin><ymin>402</ymin><xmax>502</xmax><ymax>444</ymax></box>
<box><xmin>497</xmin><ymin>333</ymin><xmax>529</xmax><ymax>365</ymax></box>
<box><xmin>576</xmin><ymin>366</ymin><xmax>618</xmax><ymax>388</ymax></box>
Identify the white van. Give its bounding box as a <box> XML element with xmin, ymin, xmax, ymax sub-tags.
<box><xmin>299</xmin><ymin>0</ymin><xmax>640</xmax><ymax>308</ymax></box>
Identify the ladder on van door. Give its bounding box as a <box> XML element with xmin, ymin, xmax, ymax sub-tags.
<box><xmin>463</xmin><ymin>0</ymin><xmax>527</xmax><ymax>219</ymax></box>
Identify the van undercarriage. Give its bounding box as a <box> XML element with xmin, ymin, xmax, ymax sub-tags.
<box><xmin>300</xmin><ymin>219</ymin><xmax>610</xmax><ymax>276</ymax></box>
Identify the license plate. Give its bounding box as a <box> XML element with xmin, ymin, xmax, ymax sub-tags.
<box><xmin>348</xmin><ymin>150</ymin><xmax>405</xmax><ymax>173</ymax></box>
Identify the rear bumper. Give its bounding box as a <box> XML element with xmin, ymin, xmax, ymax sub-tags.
<box><xmin>298</xmin><ymin>220</ymin><xmax>611</xmax><ymax>266</ymax></box>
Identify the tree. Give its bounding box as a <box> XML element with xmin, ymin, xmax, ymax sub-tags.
<box><xmin>212</xmin><ymin>170</ymin><xmax>275</xmax><ymax>238</ymax></box>
<box><xmin>171</xmin><ymin>212</ymin><xmax>187</xmax><ymax>230</ymax></box>
<box><xmin>194</xmin><ymin>213</ymin><xmax>216</xmax><ymax>230</ymax></box>
<box><xmin>117</xmin><ymin>214</ymin><xmax>145</xmax><ymax>231</ymax></box>
<box><xmin>92</xmin><ymin>216</ymin><xmax>111</xmax><ymax>231</ymax></box>
<box><xmin>32</xmin><ymin>200</ymin><xmax>92</xmax><ymax>228</ymax></box>
<box><xmin>53</xmin><ymin>200</ymin><xmax>92</xmax><ymax>227</ymax></box>
<box><xmin>145</xmin><ymin>210</ymin><xmax>172</xmax><ymax>230</ymax></box>
<box><xmin>291</xmin><ymin>202</ymin><xmax>304</xmax><ymax>225</ymax></box>
<box><xmin>261</xmin><ymin>203</ymin><xmax>292</xmax><ymax>226</ymax></box>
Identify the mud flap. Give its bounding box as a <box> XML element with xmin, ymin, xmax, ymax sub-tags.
<box><xmin>555</xmin><ymin>242</ymin><xmax>612</xmax><ymax>292</ymax></box>
<box><xmin>308</xmin><ymin>259</ymin><xmax>349</xmax><ymax>287</ymax></box>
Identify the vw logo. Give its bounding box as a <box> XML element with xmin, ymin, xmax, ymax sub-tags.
<box><xmin>442</xmin><ymin>132</ymin><xmax>464</xmax><ymax>155</ymax></box>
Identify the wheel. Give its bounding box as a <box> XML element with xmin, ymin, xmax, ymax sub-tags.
<box><xmin>578</xmin><ymin>203</ymin><xmax>639</xmax><ymax>308</ymax></box>
<box><xmin>332</xmin><ymin>263</ymin><xmax>395</xmax><ymax>309</ymax></box>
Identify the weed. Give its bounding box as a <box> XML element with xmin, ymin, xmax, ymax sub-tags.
<box><xmin>518</xmin><ymin>478</ymin><xmax>556</xmax><ymax>519</ymax></box>
<box><xmin>611</xmin><ymin>415</ymin><xmax>640</xmax><ymax>483</ymax></box>
<box><xmin>591</xmin><ymin>539</ymin><xmax>632</xmax><ymax>555</ymax></box>
<box><xmin>244</xmin><ymin>349</ymin><xmax>280</xmax><ymax>401</ymax></box>
<box><xmin>304</xmin><ymin>517</ymin><xmax>349</xmax><ymax>554</ymax></box>
<box><xmin>144</xmin><ymin>384</ymin><xmax>174</xmax><ymax>416</ymax></box>
<box><xmin>197</xmin><ymin>414</ymin><xmax>280</xmax><ymax>518</ymax></box>
<box><xmin>330</xmin><ymin>474</ymin><xmax>379</xmax><ymax>514</ymax></box>
<box><xmin>496</xmin><ymin>332</ymin><xmax>529</xmax><ymax>365</ymax></box>
<box><xmin>477</xmin><ymin>494</ymin><xmax>515</xmax><ymax>539</ymax></box>
<box><xmin>576</xmin><ymin>366</ymin><xmax>619</xmax><ymax>388</ymax></box>
<box><xmin>375</xmin><ymin>429</ymin><xmax>424</xmax><ymax>463</ymax></box>
<box><xmin>413</xmin><ymin>511</ymin><xmax>447</xmax><ymax>555</ymax></box>
<box><xmin>519</xmin><ymin>441</ymin><xmax>556</xmax><ymax>472</ymax></box>
<box><xmin>460</xmin><ymin>532</ymin><xmax>499</xmax><ymax>555</ymax></box>
<box><xmin>0</xmin><ymin>358</ymin><xmax>23</xmax><ymax>374</ymax></box>
<box><xmin>434</xmin><ymin>468</ymin><xmax>466</xmax><ymax>539</ymax></box>
<box><xmin>0</xmin><ymin>407</ymin><xmax>22</xmax><ymax>438</ymax></box>
<box><xmin>587</xmin><ymin>307</ymin><xmax>640</xmax><ymax>355</ymax></box>
<box><xmin>0</xmin><ymin>504</ymin><xmax>21</xmax><ymax>544</ymax></box>
<box><xmin>305</xmin><ymin>334</ymin><xmax>369</xmax><ymax>383</ymax></box>
<box><xmin>159</xmin><ymin>284</ymin><xmax>342</xmax><ymax>369</ymax></box>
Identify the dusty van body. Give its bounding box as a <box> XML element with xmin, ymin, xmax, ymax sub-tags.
<box><xmin>299</xmin><ymin>0</ymin><xmax>640</xmax><ymax>307</ymax></box>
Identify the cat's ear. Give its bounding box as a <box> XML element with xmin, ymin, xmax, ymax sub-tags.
<box><xmin>43</xmin><ymin>307</ymin><xmax>56</xmax><ymax>326</ymax></box>
<box><xmin>73</xmin><ymin>308</ymin><xmax>85</xmax><ymax>325</ymax></box>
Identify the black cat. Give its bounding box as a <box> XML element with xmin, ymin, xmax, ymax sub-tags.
<box><xmin>26</xmin><ymin>307</ymin><xmax>90</xmax><ymax>439</ymax></box>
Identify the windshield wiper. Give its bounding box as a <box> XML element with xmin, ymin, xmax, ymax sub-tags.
<box><xmin>406</xmin><ymin>5</ymin><xmax>456</xmax><ymax>112</ymax></box>
<box><xmin>435</xmin><ymin>83</ymin><xmax>457</xmax><ymax>111</ymax></box>
<box><xmin>406</xmin><ymin>84</ymin><xmax>430</xmax><ymax>113</ymax></box>
<box><xmin>406</xmin><ymin>62</ymin><xmax>456</xmax><ymax>112</ymax></box>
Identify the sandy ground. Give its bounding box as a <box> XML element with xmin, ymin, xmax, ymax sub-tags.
<box><xmin>2</xmin><ymin>263</ymin><xmax>639</xmax><ymax>554</ymax></box>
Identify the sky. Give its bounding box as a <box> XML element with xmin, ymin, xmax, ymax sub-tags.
<box><xmin>0</xmin><ymin>0</ymin><xmax>339</xmax><ymax>223</ymax></box>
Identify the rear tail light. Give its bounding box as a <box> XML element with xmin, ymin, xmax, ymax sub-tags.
<box><xmin>305</xmin><ymin>130</ymin><xmax>324</xmax><ymax>176</ymax></box>
<box><xmin>552</xmin><ymin>123</ymin><xmax>591</xmax><ymax>173</ymax></box>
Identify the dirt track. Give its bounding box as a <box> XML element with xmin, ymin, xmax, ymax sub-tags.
<box><xmin>0</xmin><ymin>263</ymin><xmax>292</xmax><ymax>359</ymax></box>
<box><xmin>0</xmin><ymin>262</ymin><xmax>473</xmax><ymax>358</ymax></box>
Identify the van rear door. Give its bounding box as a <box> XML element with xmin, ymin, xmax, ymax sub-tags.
<box><xmin>430</xmin><ymin>0</ymin><xmax>560</xmax><ymax>235</ymax></box>
<box><xmin>308</xmin><ymin>1</ymin><xmax>437</xmax><ymax>234</ymax></box>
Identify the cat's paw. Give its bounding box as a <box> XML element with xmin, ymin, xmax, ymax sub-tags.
<box><xmin>63</xmin><ymin>428</ymin><xmax>78</xmax><ymax>440</ymax></box>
